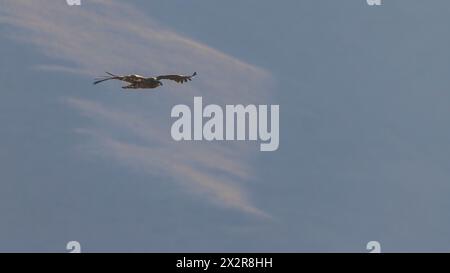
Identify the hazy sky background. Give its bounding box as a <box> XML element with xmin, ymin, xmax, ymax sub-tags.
<box><xmin>1</xmin><ymin>0</ymin><xmax>450</xmax><ymax>252</ymax></box>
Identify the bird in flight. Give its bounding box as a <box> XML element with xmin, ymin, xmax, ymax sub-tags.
<box><xmin>93</xmin><ymin>72</ymin><xmax>197</xmax><ymax>89</ymax></box>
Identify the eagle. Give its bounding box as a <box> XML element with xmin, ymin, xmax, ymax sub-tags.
<box><xmin>93</xmin><ymin>72</ymin><xmax>197</xmax><ymax>89</ymax></box>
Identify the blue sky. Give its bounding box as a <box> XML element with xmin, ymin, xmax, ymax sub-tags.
<box><xmin>1</xmin><ymin>0</ymin><xmax>450</xmax><ymax>252</ymax></box>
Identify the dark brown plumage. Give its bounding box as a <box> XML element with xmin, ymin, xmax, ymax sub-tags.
<box><xmin>94</xmin><ymin>72</ymin><xmax>197</xmax><ymax>89</ymax></box>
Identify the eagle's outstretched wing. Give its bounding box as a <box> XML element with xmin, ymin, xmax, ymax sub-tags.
<box><xmin>156</xmin><ymin>72</ymin><xmax>197</xmax><ymax>83</ymax></box>
<box><xmin>93</xmin><ymin>72</ymin><xmax>146</xmax><ymax>85</ymax></box>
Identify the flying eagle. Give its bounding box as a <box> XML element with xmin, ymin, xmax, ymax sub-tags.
<box><xmin>93</xmin><ymin>72</ymin><xmax>197</xmax><ymax>89</ymax></box>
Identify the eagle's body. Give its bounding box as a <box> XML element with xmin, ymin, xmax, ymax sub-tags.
<box><xmin>93</xmin><ymin>72</ymin><xmax>197</xmax><ymax>89</ymax></box>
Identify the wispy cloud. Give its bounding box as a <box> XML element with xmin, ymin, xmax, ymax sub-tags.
<box><xmin>0</xmin><ymin>0</ymin><xmax>274</xmax><ymax>217</ymax></box>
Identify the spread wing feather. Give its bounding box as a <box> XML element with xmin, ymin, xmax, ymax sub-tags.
<box><xmin>157</xmin><ymin>72</ymin><xmax>197</xmax><ymax>83</ymax></box>
<box><xmin>93</xmin><ymin>72</ymin><xmax>146</xmax><ymax>85</ymax></box>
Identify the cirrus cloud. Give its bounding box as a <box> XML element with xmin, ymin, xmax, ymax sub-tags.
<box><xmin>0</xmin><ymin>0</ymin><xmax>274</xmax><ymax>217</ymax></box>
